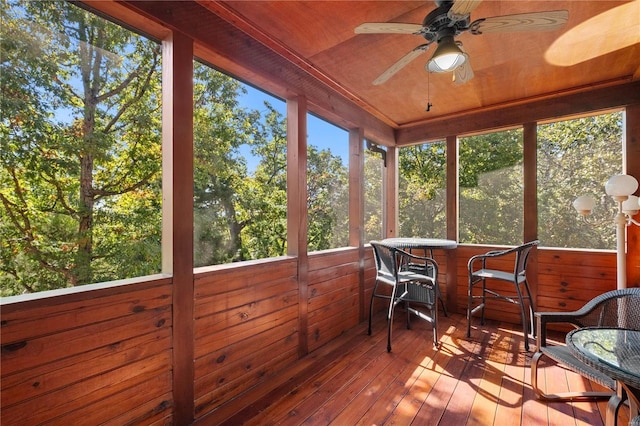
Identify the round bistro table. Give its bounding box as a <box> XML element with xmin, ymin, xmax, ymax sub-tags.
<box><xmin>567</xmin><ymin>327</ymin><xmax>640</xmax><ymax>426</ymax></box>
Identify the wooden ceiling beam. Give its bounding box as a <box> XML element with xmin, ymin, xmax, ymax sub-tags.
<box><xmin>396</xmin><ymin>79</ymin><xmax>640</xmax><ymax>145</ymax></box>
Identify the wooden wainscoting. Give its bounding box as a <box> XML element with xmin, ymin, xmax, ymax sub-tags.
<box><xmin>307</xmin><ymin>248</ymin><xmax>362</xmax><ymax>352</ymax></box>
<box><xmin>453</xmin><ymin>246</ymin><xmax>617</xmax><ymax>325</ymax></box>
<box><xmin>0</xmin><ymin>276</ymin><xmax>174</xmax><ymax>425</ymax></box>
<box><xmin>193</xmin><ymin>257</ymin><xmax>300</xmax><ymax>419</ymax></box>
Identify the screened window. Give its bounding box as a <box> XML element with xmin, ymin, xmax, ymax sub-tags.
<box><xmin>306</xmin><ymin>114</ymin><xmax>349</xmax><ymax>251</ymax></box>
<box><xmin>1</xmin><ymin>1</ymin><xmax>162</xmax><ymax>296</ymax></box>
<box><xmin>364</xmin><ymin>145</ymin><xmax>384</xmax><ymax>242</ymax></box>
<box><xmin>192</xmin><ymin>69</ymin><xmax>288</xmax><ymax>266</ymax></box>
<box><xmin>459</xmin><ymin>129</ymin><xmax>524</xmax><ymax>245</ymax></box>
<box><xmin>537</xmin><ymin>111</ymin><xmax>624</xmax><ymax>249</ymax></box>
<box><xmin>399</xmin><ymin>141</ymin><xmax>447</xmax><ymax>239</ymax></box>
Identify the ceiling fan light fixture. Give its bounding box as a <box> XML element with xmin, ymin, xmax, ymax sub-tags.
<box><xmin>426</xmin><ymin>35</ymin><xmax>467</xmax><ymax>73</ymax></box>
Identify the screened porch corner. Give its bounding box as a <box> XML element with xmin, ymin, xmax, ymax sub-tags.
<box><xmin>2</xmin><ymin>1</ymin><xmax>640</xmax><ymax>425</ymax></box>
<box><xmin>0</xmin><ymin>246</ymin><xmax>633</xmax><ymax>425</ymax></box>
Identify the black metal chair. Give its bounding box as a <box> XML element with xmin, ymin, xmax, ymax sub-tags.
<box><xmin>467</xmin><ymin>240</ymin><xmax>539</xmax><ymax>351</ymax></box>
<box><xmin>402</xmin><ymin>248</ymin><xmax>448</xmax><ymax>317</ymax></box>
<box><xmin>531</xmin><ymin>288</ymin><xmax>640</xmax><ymax>404</ymax></box>
<box><xmin>369</xmin><ymin>241</ymin><xmax>440</xmax><ymax>352</ymax></box>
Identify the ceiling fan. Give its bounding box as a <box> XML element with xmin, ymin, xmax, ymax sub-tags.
<box><xmin>355</xmin><ymin>0</ymin><xmax>568</xmax><ymax>85</ymax></box>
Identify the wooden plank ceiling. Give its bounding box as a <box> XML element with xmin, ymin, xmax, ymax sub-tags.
<box><xmin>117</xmin><ymin>0</ymin><xmax>640</xmax><ymax>143</ymax></box>
<box><xmin>193</xmin><ymin>1</ymin><xmax>639</xmax><ymax>128</ymax></box>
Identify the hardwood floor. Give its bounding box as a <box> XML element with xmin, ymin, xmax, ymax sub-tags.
<box><xmin>201</xmin><ymin>309</ymin><xmax>629</xmax><ymax>425</ymax></box>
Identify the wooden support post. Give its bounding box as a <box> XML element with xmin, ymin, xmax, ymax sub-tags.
<box><xmin>162</xmin><ymin>32</ymin><xmax>194</xmax><ymax>425</ymax></box>
<box><xmin>446</xmin><ymin>135</ymin><xmax>458</xmax><ymax>314</ymax></box>
<box><xmin>287</xmin><ymin>96</ymin><xmax>309</xmax><ymax>357</ymax></box>
<box><xmin>523</xmin><ymin>122</ymin><xmax>539</xmax><ymax>305</ymax></box>
<box><xmin>349</xmin><ymin>128</ymin><xmax>365</xmax><ymax>320</ymax></box>
<box><xmin>384</xmin><ymin>146</ymin><xmax>398</xmax><ymax>238</ymax></box>
<box><xmin>626</xmin><ymin>103</ymin><xmax>640</xmax><ymax>287</ymax></box>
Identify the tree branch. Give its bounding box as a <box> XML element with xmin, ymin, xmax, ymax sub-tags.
<box><xmin>103</xmin><ymin>51</ymin><xmax>160</xmax><ymax>133</ymax></box>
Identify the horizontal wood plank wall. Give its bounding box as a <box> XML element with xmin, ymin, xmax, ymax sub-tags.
<box><xmin>0</xmin><ymin>277</ymin><xmax>174</xmax><ymax>425</ymax></box>
<box><xmin>307</xmin><ymin>248</ymin><xmax>361</xmax><ymax>352</ymax></box>
<box><xmin>537</xmin><ymin>248</ymin><xmax>617</xmax><ymax>312</ymax></box>
<box><xmin>192</xmin><ymin>257</ymin><xmax>299</xmax><ymax>421</ymax></box>
<box><xmin>363</xmin><ymin>246</ymin><xmax>376</xmax><ymax>317</ymax></box>
<box><xmin>454</xmin><ymin>245</ymin><xmax>616</xmax><ymax>325</ymax></box>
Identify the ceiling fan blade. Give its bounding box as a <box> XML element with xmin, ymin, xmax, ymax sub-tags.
<box><xmin>448</xmin><ymin>0</ymin><xmax>483</xmax><ymax>21</ymax></box>
<box><xmin>470</xmin><ymin>10</ymin><xmax>568</xmax><ymax>34</ymax></box>
<box><xmin>454</xmin><ymin>61</ymin><xmax>474</xmax><ymax>85</ymax></box>
<box><xmin>373</xmin><ymin>44</ymin><xmax>431</xmax><ymax>85</ymax></box>
<box><xmin>355</xmin><ymin>22</ymin><xmax>424</xmax><ymax>35</ymax></box>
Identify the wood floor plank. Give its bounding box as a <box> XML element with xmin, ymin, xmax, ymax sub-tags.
<box><xmin>408</xmin><ymin>316</ymin><xmax>492</xmax><ymax>424</ymax></box>
<box><xmin>354</xmin><ymin>313</ymin><xmax>464</xmax><ymax>425</ymax></box>
<box><xmin>294</xmin><ymin>312</ymin><xmax>434</xmax><ymax>425</ymax></box>
<box><xmin>329</xmin><ymin>331</ymin><xmax>428</xmax><ymax>425</ymax></box>
<box><xmin>439</xmin><ymin>319</ymin><xmax>503</xmax><ymax>425</ymax></box>
<box><xmin>494</xmin><ymin>322</ymin><xmax>528</xmax><ymax>425</ymax></box>
<box><xmin>466</xmin><ymin>321</ymin><xmax>512</xmax><ymax>425</ymax></box>
<box><xmin>195</xmin><ymin>311</ymin><xmax>624</xmax><ymax>426</ymax></box>
<box><xmin>241</xmin><ymin>331</ymin><xmax>383</xmax><ymax>426</ymax></box>
<box><xmin>215</xmin><ymin>321</ymin><xmax>385</xmax><ymax>425</ymax></box>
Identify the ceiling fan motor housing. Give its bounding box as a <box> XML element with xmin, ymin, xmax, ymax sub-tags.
<box><xmin>421</xmin><ymin>1</ymin><xmax>470</xmax><ymax>43</ymax></box>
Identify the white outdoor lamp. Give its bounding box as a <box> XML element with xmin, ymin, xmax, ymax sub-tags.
<box><xmin>574</xmin><ymin>174</ymin><xmax>640</xmax><ymax>289</ymax></box>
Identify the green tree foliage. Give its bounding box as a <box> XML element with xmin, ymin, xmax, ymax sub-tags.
<box><xmin>397</xmin><ymin>114</ymin><xmax>622</xmax><ymax>248</ymax></box>
<box><xmin>537</xmin><ymin>112</ymin><xmax>622</xmax><ymax>249</ymax></box>
<box><xmin>399</xmin><ymin>142</ymin><xmax>447</xmax><ymax>238</ymax></box>
<box><xmin>364</xmin><ymin>149</ymin><xmax>383</xmax><ymax>241</ymax></box>
<box><xmin>1</xmin><ymin>1</ymin><xmax>162</xmax><ymax>294</ymax></box>
<box><xmin>307</xmin><ymin>145</ymin><xmax>349</xmax><ymax>251</ymax></box>
<box><xmin>238</xmin><ymin>103</ymin><xmax>288</xmax><ymax>260</ymax></box>
<box><xmin>459</xmin><ymin>129</ymin><xmax>524</xmax><ymax>245</ymax></box>
<box><xmin>192</xmin><ymin>62</ymin><xmax>258</xmax><ymax>266</ymax></box>
<box><xmin>192</xmin><ymin>71</ymin><xmax>350</xmax><ymax>264</ymax></box>
<box><xmin>1</xmin><ymin>2</ymin><xmax>352</xmax><ymax>296</ymax></box>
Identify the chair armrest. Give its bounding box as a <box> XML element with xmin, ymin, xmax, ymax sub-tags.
<box><xmin>534</xmin><ymin>288</ymin><xmax>639</xmax><ymax>348</ymax></box>
<box><xmin>467</xmin><ymin>248</ymin><xmax>511</xmax><ymax>273</ymax></box>
<box><xmin>535</xmin><ymin>310</ymin><xmax>581</xmax><ymax>348</ymax></box>
<box><xmin>396</xmin><ymin>249</ymin><xmax>439</xmax><ymax>277</ymax></box>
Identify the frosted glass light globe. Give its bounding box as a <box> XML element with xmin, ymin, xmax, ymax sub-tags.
<box><xmin>605</xmin><ymin>174</ymin><xmax>638</xmax><ymax>197</ymax></box>
<box><xmin>573</xmin><ymin>195</ymin><xmax>596</xmax><ymax>215</ymax></box>
<box><xmin>622</xmin><ymin>195</ymin><xmax>640</xmax><ymax>216</ymax></box>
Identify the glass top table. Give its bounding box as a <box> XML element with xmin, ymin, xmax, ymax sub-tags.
<box><xmin>380</xmin><ymin>238</ymin><xmax>457</xmax><ymax>316</ymax></box>
<box><xmin>380</xmin><ymin>238</ymin><xmax>457</xmax><ymax>250</ymax></box>
<box><xmin>567</xmin><ymin>327</ymin><xmax>640</xmax><ymax>426</ymax></box>
<box><xmin>567</xmin><ymin>327</ymin><xmax>640</xmax><ymax>383</ymax></box>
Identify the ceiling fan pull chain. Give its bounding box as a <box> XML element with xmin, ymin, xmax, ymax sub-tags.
<box><xmin>426</xmin><ymin>72</ymin><xmax>433</xmax><ymax>112</ymax></box>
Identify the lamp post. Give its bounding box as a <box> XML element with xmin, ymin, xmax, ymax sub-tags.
<box><xmin>573</xmin><ymin>174</ymin><xmax>640</xmax><ymax>289</ymax></box>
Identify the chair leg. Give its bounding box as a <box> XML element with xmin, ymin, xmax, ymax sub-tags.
<box><xmin>514</xmin><ymin>282</ymin><xmax>530</xmax><ymax>351</ymax></box>
<box><xmin>467</xmin><ymin>277</ymin><xmax>473</xmax><ymax>338</ymax></box>
<box><xmin>480</xmin><ymin>278</ymin><xmax>486</xmax><ymax>325</ymax></box>
<box><xmin>368</xmin><ymin>281</ymin><xmax>378</xmax><ymax>336</ymax></box>
<box><xmin>432</xmin><ymin>302</ymin><xmax>438</xmax><ymax>348</ymax></box>
<box><xmin>530</xmin><ymin>351</ymin><xmax>615</xmax><ymax>401</ymax></box>
<box><xmin>387</xmin><ymin>285</ymin><xmax>399</xmax><ymax>352</ymax></box>
<box><xmin>523</xmin><ymin>278</ymin><xmax>536</xmax><ymax>338</ymax></box>
<box><xmin>437</xmin><ymin>284</ymin><xmax>448</xmax><ymax>317</ymax></box>
<box><xmin>606</xmin><ymin>385</ymin><xmax>626</xmax><ymax>426</ymax></box>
